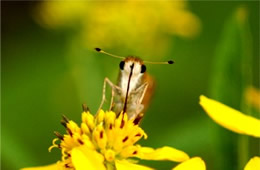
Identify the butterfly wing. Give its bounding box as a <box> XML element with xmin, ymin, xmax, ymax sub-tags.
<box><xmin>141</xmin><ymin>73</ymin><xmax>155</xmax><ymax>113</ymax></box>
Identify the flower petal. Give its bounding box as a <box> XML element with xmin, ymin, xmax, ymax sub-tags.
<box><xmin>200</xmin><ymin>95</ymin><xmax>260</xmax><ymax>138</ymax></box>
<box><xmin>244</xmin><ymin>156</ymin><xmax>260</xmax><ymax>170</ymax></box>
<box><xmin>71</xmin><ymin>146</ymin><xmax>106</xmax><ymax>170</ymax></box>
<box><xmin>21</xmin><ymin>162</ymin><xmax>63</xmax><ymax>170</ymax></box>
<box><xmin>172</xmin><ymin>157</ymin><xmax>206</xmax><ymax>170</ymax></box>
<box><xmin>136</xmin><ymin>146</ymin><xmax>189</xmax><ymax>162</ymax></box>
<box><xmin>116</xmin><ymin>160</ymin><xmax>153</xmax><ymax>170</ymax></box>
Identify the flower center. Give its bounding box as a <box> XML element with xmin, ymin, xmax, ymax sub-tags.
<box><xmin>49</xmin><ymin>110</ymin><xmax>147</xmax><ymax>169</ymax></box>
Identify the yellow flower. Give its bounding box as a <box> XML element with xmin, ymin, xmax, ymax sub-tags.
<box><xmin>22</xmin><ymin>110</ymin><xmax>190</xmax><ymax>170</ymax></box>
<box><xmin>199</xmin><ymin>95</ymin><xmax>260</xmax><ymax>138</ymax></box>
<box><xmin>245</xmin><ymin>87</ymin><xmax>260</xmax><ymax>111</ymax></box>
<box><xmin>199</xmin><ymin>95</ymin><xmax>260</xmax><ymax>170</ymax></box>
<box><xmin>34</xmin><ymin>0</ymin><xmax>201</xmax><ymax>57</ymax></box>
<box><xmin>172</xmin><ymin>157</ymin><xmax>206</xmax><ymax>170</ymax></box>
<box><xmin>244</xmin><ymin>156</ymin><xmax>260</xmax><ymax>170</ymax></box>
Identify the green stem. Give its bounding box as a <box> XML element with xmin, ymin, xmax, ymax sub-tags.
<box><xmin>237</xmin><ymin>6</ymin><xmax>253</xmax><ymax>170</ymax></box>
<box><xmin>238</xmin><ymin>135</ymin><xmax>249</xmax><ymax>170</ymax></box>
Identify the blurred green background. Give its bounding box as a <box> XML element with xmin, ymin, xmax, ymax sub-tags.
<box><xmin>2</xmin><ymin>1</ymin><xmax>259</xmax><ymax>170</ymax></box>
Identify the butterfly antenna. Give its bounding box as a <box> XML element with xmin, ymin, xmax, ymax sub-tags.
<box><xmin>143</xmin><ymin>60</ymin><xmax>174</xmax><ymax>65</ymax></box>
<box><xmin>95</xmin><ymin>48</ymin><xmax>125</xmax><ymax>60</ymax></box>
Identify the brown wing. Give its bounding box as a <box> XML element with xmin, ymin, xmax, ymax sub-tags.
<box><xmin>132</xmin><ymin>73</ymin><xmax>155</xmax><ymax>124</ymax></box>
<box><xmin>141</xmin><ymin>73</ymin><xmax>155</xmax><ymax>113</ymax></box>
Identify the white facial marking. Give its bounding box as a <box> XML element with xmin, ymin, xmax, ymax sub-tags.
<box><xmin>120</xmin><ymin>61</ymin><xmax>144</xmax><ymax>97</ymax></box>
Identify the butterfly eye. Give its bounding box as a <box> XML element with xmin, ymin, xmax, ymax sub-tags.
<box><xmin>119</xmin><ymin>61</ymin><xmax>125</xmax><ymax>70</ymax></box>
<box><xmin>141</xmin><ymin>65</ymin><xmax>146</xmax><ymax>73</ymax></box>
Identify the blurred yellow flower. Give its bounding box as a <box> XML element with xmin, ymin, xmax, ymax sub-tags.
<box><xmin>199</xmin><ymin>95</ymin><xmax>260</xmax><ymax>138</ymax></box>
<box><xmin>244</xmin><ymin>156</ymin><xmax>260</xmax><ymax>170</ymax></box>
<box><xmin>172</xmin><ymin>157</ymin><xmax>206</xmax><ymax>170</ymax></box>
<box><xmin>245</xmin><ymin>87</ymin><xmax>260</xmax><ymax>111</ymax></box>
<box><xmin>34</xmin><ymin>0</ymin><xmax>201</xmax><ymax>57</ymax></box>
<box><xmin>199</xmin><ymin>95</ymin><xmax>260</xmax><ymax>170</ymax></box>
<box><xmin>22</xmin><ymin>110</ymin><xmax>191</xmax><ymax>170</ymax></box>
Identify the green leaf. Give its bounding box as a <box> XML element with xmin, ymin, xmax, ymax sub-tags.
<box><xmin>210</xmin><ymin>7</ymin><xmax>252</xmax><ymax>108</ymax></box>
<box><xmin>209</xmin><ymin>7</ymin><xmax>254</xmax><ymax>170</ymax></box>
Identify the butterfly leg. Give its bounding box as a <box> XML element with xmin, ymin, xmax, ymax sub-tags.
<box><xmin>97</xmin><ymin>77</ymin><xmax>121</xmax><ymax>114</ymax></box>
<box><xmin>137</xmin><ymin>82</ymin><xmax>149</xmax><ymax>104</ymax></box>
<box><xmin>128</xmin><ymin>82</ymin><xmax>149</xmax><ymax>119</ymax></box>
<box><xmin>109</xmin><ymin>86</ymin><xmax>115</xmax><ymax>110</ymax></box>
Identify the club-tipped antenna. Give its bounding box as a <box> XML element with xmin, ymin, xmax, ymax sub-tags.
<box><xmin>95</xmin><ymin>48</ymin><xmax>125</xmax><ymax>60</ymax></box>
<box><xmin>143</xmin><ymin>60</ymin><xmax>174</xmax><ymax>65</ymax></box>
<box><xmin>95</xmin><ymin>48</ymin><xmax>174</xmax><ymax>64</ymax></box>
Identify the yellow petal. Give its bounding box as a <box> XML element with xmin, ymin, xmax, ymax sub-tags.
<box><xmin>97</xmin><ymin>109</ymin><xmax>105</xmax><ymax>123</ymax></box>
<box><xmin>116</xmin><ymin>160</ymin><xmax>153</xmax><ymax>170</ymax></box>
<box><xmin>93</xmin><ymin>124</ymin><xmax>107</xmax><ymax>149</ymax></box>
<box><xmin>244</xmin><ymin>156</ymin><xmax>260</xmax><ymax>170</ymax></box>
<box><xmin>136</xmin><ymin>146</ymin><xmax>189</xmax><ymax>162</ymax></box>
<box><xmin>172</xmin><ymin>157</ymin><xmax>206</xmax><ymax>170</ymax></box>
<box><xmin>82</xmin><ymin>111</ymin><xmax>95</xmax><ymax>130</ymax></box>
<box><xmin>200</xmin><ymin>95</ymin><xmax>260</xmax><ymax>138</ymax></box>
<box><xmin>71</xmin><ymin>146</ymin><xmax>106</xmax><ymax>170</ymax></box>
<box><xmin>21</xmin><ymin>162</ymin><xmax>64</xmax><ymax>170</ymax></box>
